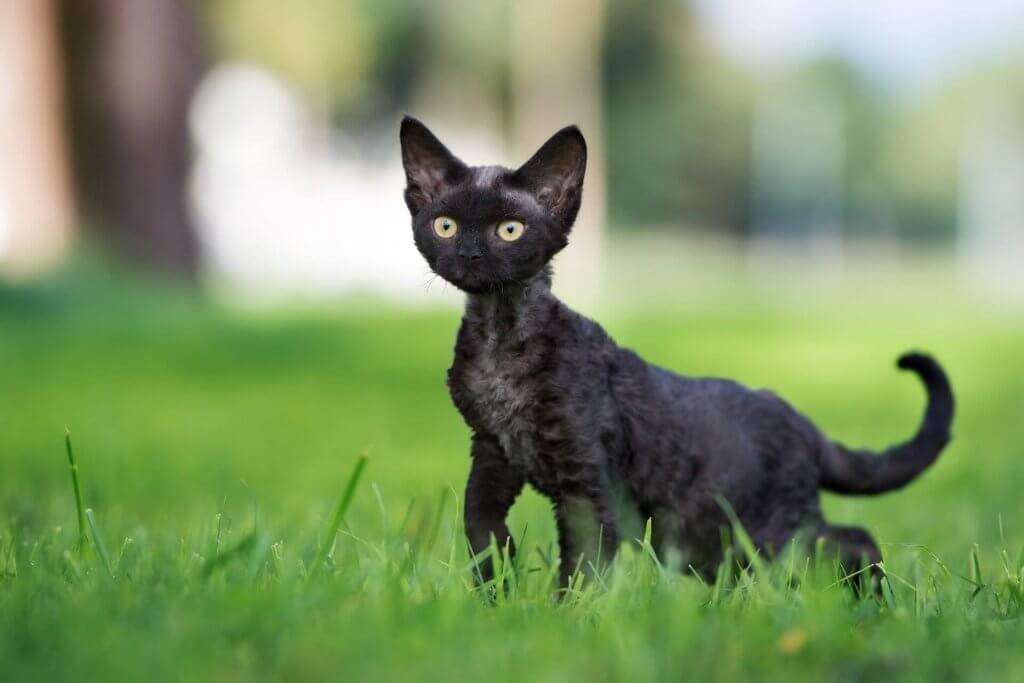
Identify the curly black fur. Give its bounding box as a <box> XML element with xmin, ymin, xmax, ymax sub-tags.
<box><xmin>400</xmin><ymin>116</ymin><xmax>955</xmax><ymax>587</ymax></box>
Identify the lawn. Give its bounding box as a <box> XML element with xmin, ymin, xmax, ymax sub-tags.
<box><xmin>1</xmin><ymin>257</ymin><xmax>1023</xmax><ymax>681</ymax></box>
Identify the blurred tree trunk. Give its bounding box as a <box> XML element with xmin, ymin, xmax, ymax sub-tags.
<box><xmin>0</xmin><ymin>0</ymin><xmax>74</xmax><ymax>276</ymax></box>
<box><xmin>411</xmin><ymin>1</ymin><xmax>504</xmax><ymax>163</ymax></box>
<box><xmin>510</xmin><ymin>0</ymin><xmax>607</xmax><ymax>305</ymax></box>
<box><xmin>59</xmin><ymin>0</ymin><xmax>206</xmax><ymax>277</ymax></box>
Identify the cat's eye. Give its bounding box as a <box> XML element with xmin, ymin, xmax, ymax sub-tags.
<box><xmin>497</xmin><ymin>220</ymin><xmax>525</xmax><ymax>242</ymax></box>
<box><xmin>433</xmin><ymin>216</ymin><xmax>458</xmax><ymax>238</ymax></box>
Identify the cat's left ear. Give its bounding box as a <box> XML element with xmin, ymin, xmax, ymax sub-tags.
<box><xmin>512</xmin><ymin>126</ymin><xmax>587</xmax><ymax>227</ymax></box>
<box><xmin>400</xmin><ymin>116</ymin><xmax>468</xmax><ymax>214</ymax></box>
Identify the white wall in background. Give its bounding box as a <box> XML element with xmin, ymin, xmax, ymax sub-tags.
<box><xmin>189</xmin><ymin>63</ymin><xmax>473</xmax><ymax>304</ymax></box>
<box><xmin>694</xmin><ymin>0</ymin><xmax>1024</xmax><ymax>95</ymax></box>
<box><xmin>959</xmin><ymin>99</ymin><xmax>1024</xmax><ymax>301</ymax></box>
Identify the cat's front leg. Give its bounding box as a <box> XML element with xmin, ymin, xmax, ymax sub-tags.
<box><xmin>464</xmin><ymin>433</ymin><xmax>525</xmax><ymax>585</ymax></box>
<box><xmin>555</xmin><ymin>484</ymin><xmax>619</xmax><ymax>590</ymax></box>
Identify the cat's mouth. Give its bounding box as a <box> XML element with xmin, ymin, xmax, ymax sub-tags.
<box><xmin>440</xmin><ymin>263</ymin><xmax>497</xmax><ymax>294</ymax></box>
<box><xmin>440</xmin><ymin>266</ymin><xmax>503</xmax><ymax>294</ymax></box>
<box><xmin>446</xmin><ymin>273</ymin><xmax>495</xmax><ymax>294</ymax></box>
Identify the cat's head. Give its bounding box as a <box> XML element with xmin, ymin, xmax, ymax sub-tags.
<box><xmin>400</xmin><ymin>116</ymin><xmax>586</xmax><ymax>294</ymax></box>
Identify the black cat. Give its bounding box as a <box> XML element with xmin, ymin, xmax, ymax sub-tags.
<box><xmin>399</xmin><ymin>116</ymin><xmax>954</xmax><ymax>589</ymax></box>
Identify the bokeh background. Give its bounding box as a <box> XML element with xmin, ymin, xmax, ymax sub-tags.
<box><xmin>3</xmin><ymin>0</ymin><xmax>1024</xmax><ymax>299</ymax></box>
<box><xmin>2</xmin><ymin>0</ymin><xmax>1023</xmax><ymax>561</ymax></box>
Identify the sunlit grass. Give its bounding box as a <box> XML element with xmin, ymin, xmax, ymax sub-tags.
<box><xmin>1</xmin><ymin>438</ymin><xmax>1021</xmax><ymax>681</ymax></box>
<box><xmin>2</xmin><ymin>261</ymin><xmax>1023</xmax><ymax>681</ymax></box>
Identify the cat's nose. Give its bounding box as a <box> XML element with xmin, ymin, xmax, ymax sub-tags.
<box><xmin>458</xmin><ymin>248</ymin><xmax>483</xmax><ymax>261</ymax></box>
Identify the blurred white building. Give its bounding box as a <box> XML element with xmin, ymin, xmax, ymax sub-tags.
<box><xmin>189</xmin><ymin>57</ymin><xmax>608</xmax><ymax>306</ymax></box>
<box><xmin>958</xmin><ymin>99</ymin><xmax>1024</xmax><ymax>300</ymax></box>
<box><xmin>189</xmin><ymin>64</ymin><xmax>464</xmax><ymax>304</ymax></box>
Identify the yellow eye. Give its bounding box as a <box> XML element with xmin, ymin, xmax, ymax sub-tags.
<box><xmin>433</xmin><ymin>216</ymin><xmax>458</xmax><ymax>238</ymax></box>
<box><xmin>497</xmin><ymin>220</ymin><xmax>525</xmax><ymax>242</ymax></box>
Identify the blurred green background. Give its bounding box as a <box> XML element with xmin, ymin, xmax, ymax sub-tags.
<box><xmin>3</xmin><ymin>253</ymin><xmax>1022</xmax><ymax>562</ymax></box>
<box><xmin>4</xmin><ymin>0</ymin><xmax>1024</xmax><ymax>289</ymax></box>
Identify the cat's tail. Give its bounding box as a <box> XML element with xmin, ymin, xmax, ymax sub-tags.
<box><xmin>819</xmin><ymin>352</ymin><xmax>954</xmax><ymax>495</ymax></box>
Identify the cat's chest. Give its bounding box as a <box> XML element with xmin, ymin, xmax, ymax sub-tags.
<box><xmin>449</xmin><ymin>338</ymin><xmax>545</xmax><ymax>471</ymax></box>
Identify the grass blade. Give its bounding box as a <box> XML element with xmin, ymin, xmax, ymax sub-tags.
<box><xmin>64</xmin><ymin>430</ymin><xmax>90</xmax><ymax>556</ymax></box>
<box><xmin>307</xmin><ymin>455</ymin><xmax>368</xmax><ymax>581</ymax></box>
<box><xmin>420</xmin><ymin>487</ymin><xmax>451</xmax><ymax>561</ymax></box>
<box><xmin>85</xmin><ymin>508</ymin><xmax>113</xmax><ymax>578</ymax></box>
<box><xmin>201</xmin><ymin>531</ymin><xmax>258</xmax><ymax>579</ymax></box>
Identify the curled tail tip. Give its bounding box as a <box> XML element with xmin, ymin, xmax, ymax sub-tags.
<box><xmin>897</xmin><ymin>350</ymin><xmax>936</xmax><ymax>372</ymax></box>
<box><xmin>898</xmin><ymin>349</ymin><xmax>955</xmax><ymax>438</ymax></box>
<box><xmin>897</xmin><ymin>351</ymin><xmax>949</xmax><ymax>386</ymax></box>
<box><xmin>821</xmin><ymin>351</ymin><xmax>954</xmax><ymax>496</ymax></box>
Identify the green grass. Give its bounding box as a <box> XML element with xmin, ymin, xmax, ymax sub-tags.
<box><xmin>2</xmin><ymin>261</ymin><xmax>1023</xmax><ymax>681</ymax></box>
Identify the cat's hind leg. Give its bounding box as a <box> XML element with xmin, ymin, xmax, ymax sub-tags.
<box><xmin>814</xmin><ymin>523</ymin><xmax>884</xmax><ymax>597</ymax></box>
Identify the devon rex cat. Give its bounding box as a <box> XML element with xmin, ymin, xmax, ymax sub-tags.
<box><xmin>399</xmin><ymin>116</ymin><xmax>955</xmax><ymax>589</ymax></box>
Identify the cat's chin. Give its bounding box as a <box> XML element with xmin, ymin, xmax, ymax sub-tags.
<box><xmin>431</xmin><ymin>266</ymin><xmax>489</xmax><ymax>294</ymax></box>
<box><xmin>438</xmin><ymin>273</ymin><xmax>506</xmax><ymax>295</ymax></box>
<box><xmin>448</xmin><ymin>278</ymin><xmax>496</xmax><ymax>295</ymax></box>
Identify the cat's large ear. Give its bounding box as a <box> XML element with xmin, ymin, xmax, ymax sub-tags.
<box><xmin>400</xmin><ymin>116</ymin><xmax>468</xmax><ymax>214</ymax></box>
<box><xmin>512</xmin><ymin>126</ymin><xmax>587</xmax><ymax>227</ymax></box>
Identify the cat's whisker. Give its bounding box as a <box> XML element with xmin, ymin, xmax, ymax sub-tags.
<box><xmin>419</xmin><ymin>271</ymin><xmax>442</xmax><ymax>294</ymax></box>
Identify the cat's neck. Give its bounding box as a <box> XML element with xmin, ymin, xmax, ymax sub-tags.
<box><xmin>464</xmin><ymin>268</ymin><xmax>557</xmax><ymax>341</ymax></box>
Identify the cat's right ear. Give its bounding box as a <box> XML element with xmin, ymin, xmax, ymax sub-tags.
<box><xmin>511</xmin><ymin>125</ymin><xmax>587</xmax><ymax>229</ymax></box>
<box><xmin>400</xmin><ymin>116</ymin><xmax>468</xmax><ymax>214</ymax></box>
